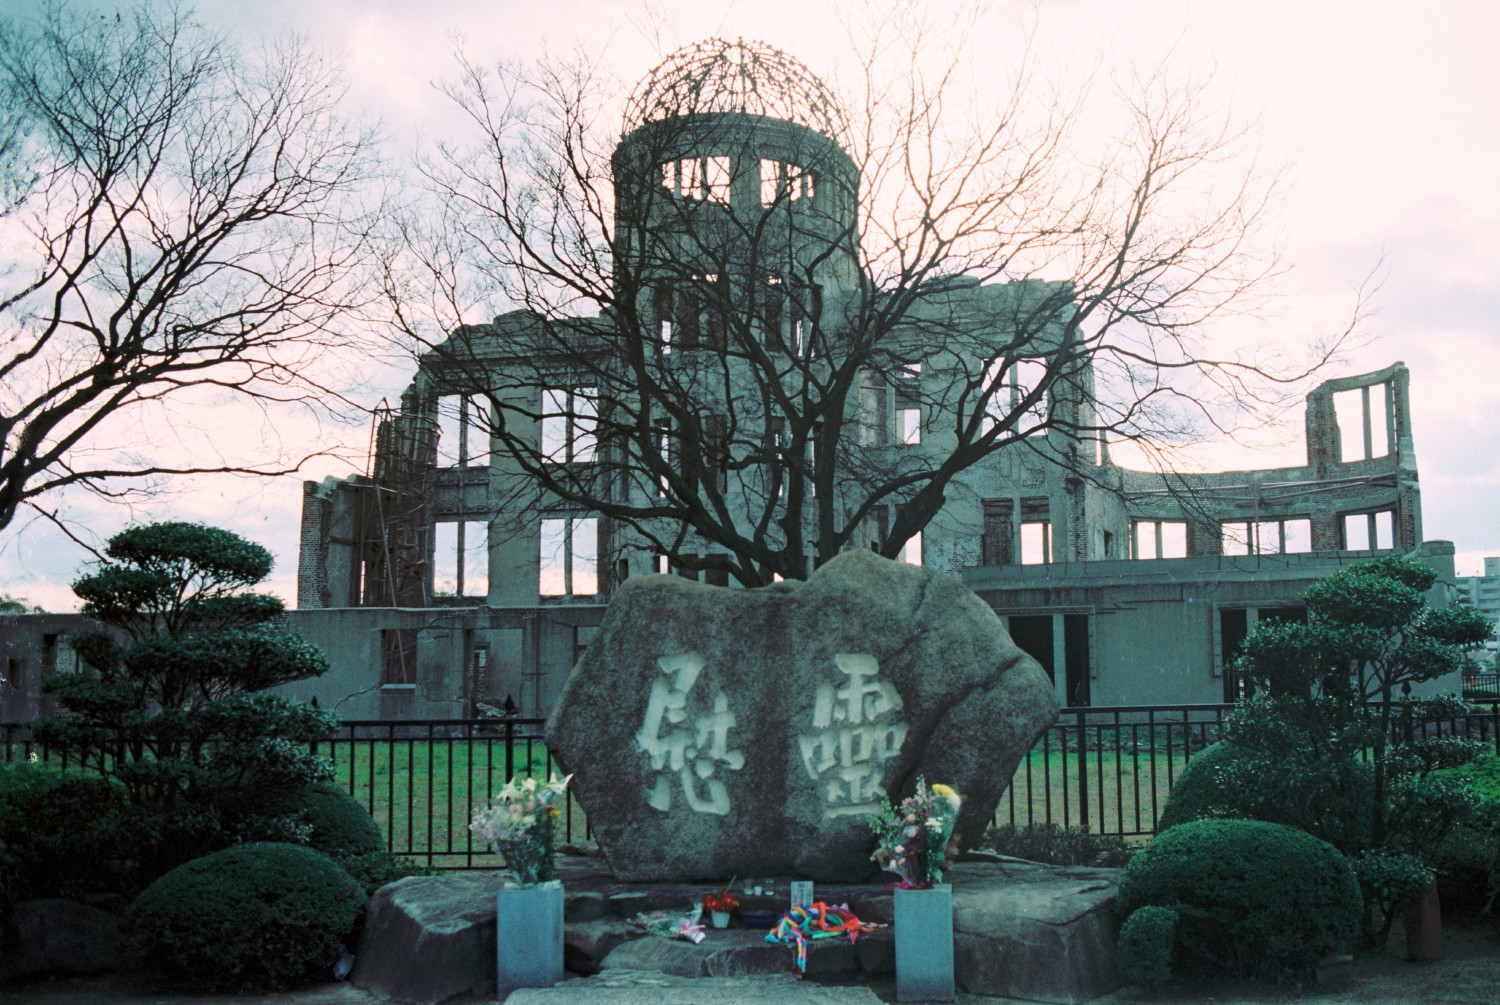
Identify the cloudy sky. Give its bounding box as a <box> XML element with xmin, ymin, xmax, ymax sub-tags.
<box><xmin>3</xmin><ymin>0</ymin><xmax>1498</xmax><ymax>609</ymax></box>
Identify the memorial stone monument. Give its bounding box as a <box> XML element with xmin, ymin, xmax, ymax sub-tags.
<box><xmin>547</xmin><ymin>550</ymin><xmax>1058</xmax><ymax>881</ymax></box>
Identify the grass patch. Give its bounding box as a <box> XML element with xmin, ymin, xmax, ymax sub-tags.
<box><xmin>997</xmin><ymin>747</ymin><xmax>1194</xmax><ymax>837</ymax></box>
<box><xmin>315</xmin><ymin>738</ymin><xmax>585</xmax><ymax>868</ymax></box>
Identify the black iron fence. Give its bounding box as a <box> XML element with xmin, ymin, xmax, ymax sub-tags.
<box><xmin>1464</xmin><ymin>671</ymin><xmax>1500</xmax><ymax>697</ymax></box>
<box><xmin>7</xmin><ymin>701</ymin><xmax>1500</xmax><ymax>869</ymax></box>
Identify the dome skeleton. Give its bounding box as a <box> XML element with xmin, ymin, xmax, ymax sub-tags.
<box><xmin>623</xmin><ymin>37</ymin><xmax>850</xmax><ymax>142</ymax></box>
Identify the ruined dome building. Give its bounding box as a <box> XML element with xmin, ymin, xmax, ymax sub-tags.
<box><xmin>291</xmin><ymin>40</ymin><xmax>1437</xmax><ymax>719</ymax></box>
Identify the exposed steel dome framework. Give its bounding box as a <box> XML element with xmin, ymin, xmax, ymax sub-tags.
<box><xmin>623</xmin><ymin>38</ymin><xmax>849</xmax><ymax>142</ymax></box>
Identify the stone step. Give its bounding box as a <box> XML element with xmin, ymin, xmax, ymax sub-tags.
<box><xmin>507</xmin><ymin>971</ymin><xmax>885</xmax><ymax>1004</ymax></box>
<box><xmin>596</xmin><ymin>926</ymin><xmax>892</xmax><ymax>980</ymax></box>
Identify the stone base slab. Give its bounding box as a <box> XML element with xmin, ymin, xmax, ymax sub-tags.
<box><xmin>350</xmin><ymin>852</ymin><xmax>1122</xmax><ymax>1004</ymax></box>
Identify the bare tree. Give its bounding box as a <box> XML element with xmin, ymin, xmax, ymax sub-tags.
<box><xmin>380</xmin><ymin>11</ymin><xmax>1345</xmax><ymax>588</ymax></box>
<box><xmin>0</xmin><ymin>3</ymin><xmax>377</xmax><ymax>532</ymax></box>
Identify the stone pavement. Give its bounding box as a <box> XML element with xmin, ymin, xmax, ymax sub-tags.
<box><xmin>507</xmin><ymin>972</ymin><xmax>883</xmax><ymax>1004</ymax></box>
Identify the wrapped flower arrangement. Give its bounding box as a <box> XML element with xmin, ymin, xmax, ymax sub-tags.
<box><xmin>868</xmin><ymin>777</ymin><xmax>963</xmax><ymax>889</ymax></box>
<box><xmin>469</xmin><ymin>773</ymin><xmax>573</xmax><ymax>886</ymax></box>
<box><xmin>632</xmin><ymin>909</ymin><xmax>706</xmax><ymax>944</ymax></box>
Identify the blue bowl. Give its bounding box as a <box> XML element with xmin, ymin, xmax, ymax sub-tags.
<box><xmin>740</xmin><ymin>908</ymin><xmax>782</xmax><ymax>928</ymax></box>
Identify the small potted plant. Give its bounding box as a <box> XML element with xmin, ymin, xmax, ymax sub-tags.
<box><xmin>702</xmin><ymin>890</ymin><xmax>741</xmax><ymax>928</ymax></box>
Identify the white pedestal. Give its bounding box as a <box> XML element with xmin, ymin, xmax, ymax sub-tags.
<box><xmin>895</xmin><ymin>884</ymin><xmax>954</xmax><ymax>1002</ymax></box>
<box><xmin>496</xmin><ymin>883</ymin><xmax>564</xmax><ymax>994</ymax></box>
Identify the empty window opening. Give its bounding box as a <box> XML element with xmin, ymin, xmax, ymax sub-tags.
<box><xmin>1334</xmin><ymin>383</ymin><xmax>1391</xmax><ymax>462</ymax></box>
<box><xmin>381</xmin><ymin>628</ymin><xmax>417</xmax><ymax>687</ymax></box>
<box><xmin>901</xmin><ymin>531</ymin><xmax>923</xmax><ymax>566</ymax></box>
<box><xmin>1007</xmin><ymin>615</ymin><xmax>1054</xmax><ymax>686</ymax></box>
<box><xmin>704</xmin><ymin>555</ymin><xmax>730</xmax><ymax>587</ymax></box>
<box><xmin>662</xmin><ymin>156</ymin><xmax>731</xmax><ymax>203</ymax></box>
<box><xmin>758</xmin><ymin>275</ymin><xmax>786</xmax><ymax>350</ymax></box>
<box><xmin>983</xmin><ymin>357</ymin><xmax>1048</xmax><ymax>435</ymax></box>
<box><xmin>1021</xmin><ymin>522</ymin><xmax>1051</xmax><ymax>565</ymax></box>
<box><xmin>1063</xmin><ymin>613</ymin><xmax>1091</xmax><ymax>707</ymax></box>
<box><xmin>539</xmin><ymin>517</ymin><xmax>598</xmax><ymax>597</ymax></box>
<box><xmin>541</xmin><ymin>387</ymin><xmax>597</xmax><ymax>463</ymax></box>
<box><xmin>1021</xmin><ymin>497</ymin><xmax>1052</xmax><ymax>565</ymax></box>
<box><xmin>1222</xmin><ymin>518</ymin><xmax>1313</xmax><ymax>556</ymax></box>
<box><xmin>1132</xmin><ymin>520</ymin><xmax>1186</xmax><ymax>559</ymax></box>
<box><xmin>703</xmin><ymin>414</ymin><xmax>729</xmax><ymax>492</ymax></box>
<box><xmin>1219</xmin><ymin>608</ymin><xmax>1253</xmax><ymax>702</ymax></box>
<box><xmin>433</xmin><ymin>520</ymin><xmax>489</xmax><ymax>598</ymax></box>
<box><xmin>900</xmin><ymin>406</ymin><xmax>922</xmax><ymax>445</ymax></box>
<box><xmin>1343</xmin><ymin>510</ymin><xmax>1394</xmax><ymax>551</ymax></box>
<box><xmin>436</xmin><ymin>394</ymin><xmax>489</xmax><ymax>467</ymax></box>
<box><xmin>982</xmin><ymin>498</ymin><xmax>1015</xmax><ymax>565</ymax></box>
<box><xmin>759</xmin><ymin>159</ymin><xmax>815</xmax><ymax>206</ymax></box>
<box><xmin>655</xmin><ymin>422</ymin><xmax>672</xmax><ymax>498</ymax></box>
<box><xmin>653</xmin><ymin>277</ymin><xmax>726</xmax><ymax>352</ymax></box>
<box><xmin>766</xmin><ymin>418</ymin><xmax>787</xmax><ymax>497</ymax></box>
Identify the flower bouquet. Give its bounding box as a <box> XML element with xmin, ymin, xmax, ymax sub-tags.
<box><xmin>868</xmin><ymin>777</ymin><xmax>963</xmax><ymax>889</ymax></box>
<box><xmin>632</xmin><ymin>908</ymin><xmax>706</xmax><ymax>944</ymax></box>
<box><xmin>469</xmin><ymin>773</ymin><xmax>572</xmax><ymax>886</ymax></box>
<box><xmin>702</xmin><ymin>890</ymin><xmax>740</xmax><ymax>928</ymax></box>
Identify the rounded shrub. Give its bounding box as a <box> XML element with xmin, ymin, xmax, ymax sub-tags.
<box><xmin>123</xmin><ymin>842</ymin><xmax>365</xmax><ymax>991</ymax></box>
<box><xmin>1116</xmin><ymin>904</ymin><xmax>1177</xmax><ymax>990</ymax></box>
<box><xmin>246</xmin><ymin>780</ymin><xmax>422</xmax><ymax>895</ymax></box>
<box><xmin>1157</xmin><ymin>742</ymin><xmax>1373</xmax><ymax>854</ymax></box>
<box><xmin>1116</xmin><ymin>819</ymin><xmax>1361</xmax><ymax>984</ymax></box>
<box><xmin>286</xmin><ymin>781</ymin><xmax>385</xmax><ymax>857</ymax></box>
<box><xmin>0</xmin><ymin>762</ymin><xmax>132</xmax><ymax>899</ymax></box>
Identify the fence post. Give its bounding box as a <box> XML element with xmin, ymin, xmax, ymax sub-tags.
<box><xmin>504</xmin><ymin>717</ymin><xmax>515</xmax><ymax>782</ymax></box>
<box><xmin>1075</xmin><ymin>708</ymin><xmax>1089</xmax><ymax>832</ymax></box>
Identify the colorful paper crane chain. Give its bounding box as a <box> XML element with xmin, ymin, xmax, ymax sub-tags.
<box><xmin>764</xmin><ymin>901</ymin><xmax>882</xmax><ymax>973</ymax></box>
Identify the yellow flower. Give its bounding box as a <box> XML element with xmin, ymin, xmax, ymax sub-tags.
<box><xmin>931</xmin><ymin>784</ymin><xmax>962</xmax><ymax>809</ymax></box>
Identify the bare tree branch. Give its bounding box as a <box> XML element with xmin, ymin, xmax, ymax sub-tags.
<box><xmin>0</xmin><ymin>2</ymin><xmax>380</xmax><ymax>531</ymax></box>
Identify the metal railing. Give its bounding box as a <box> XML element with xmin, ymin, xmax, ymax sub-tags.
<box><xmin>7</xmin><ymin>700</ymin><xmax>1500</xmax><ymax>868</ymax></box>
<box><xmin>1463</xmin><ymin>672</ymin><xmax>1500</xmax><ymax>696</ymax></box>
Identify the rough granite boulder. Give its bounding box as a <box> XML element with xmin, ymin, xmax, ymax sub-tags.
<box><xmin>2</xmin><ymin>898</ymin><xmax>122</xmax><ymax>979</ymax></box>
<box><xmin>548</xmin><ymin>549</ymin><xmax>1057</xmax><ymax>882</ymax></box>
<box><xmin>349</xmin><ymin>873</ymin><xmax>499</xmax><ymax>1004</ymax></box>
<box><xmin>950</xmin><ymin>861</ymin><xmax>1121</xmax><ymax>1003</ymax></box>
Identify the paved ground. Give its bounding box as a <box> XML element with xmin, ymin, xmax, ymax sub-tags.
<box><xmin>3</xmin><ymin>916</ymin><xmax>1497</xmax><ymax>1005</ymax></box>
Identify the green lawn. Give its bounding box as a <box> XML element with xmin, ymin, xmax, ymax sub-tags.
<box><xmin>997</xmin><ymin>747</ymin><xmax>1194</xmax><ymax>837</ymax></box>
<box><xmin>316</xmin><ymin>737</ymin><xmax>582</xmax><ymax>869</ymax></box>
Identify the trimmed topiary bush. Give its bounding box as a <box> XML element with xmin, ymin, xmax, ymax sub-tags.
<box><xmin>0</xmin><ymin>761</ymin><xmax>133</xmax><ymax>900</ymax></box>
<box><xmin>252</xmin><ymin>780</ymin><xmax>384</xmax><ymax>857</ymax></box>
<box><xmin>1117</xmin><ymin>904</ymin><xmax>1177</xmax><ymax>990</ymax></box>
<box><xmin>1157</xmin><ymin>740</ymin><xmax>1374</xmax><ymax>855</ymax></box>
<box><xmin>1116</xmin><ymin>819</ymin><xmax>1361</xmax><ymax>984</ymax></box>
<box><xmin>247</xmin><ymin>780</ymin><xmax>426</xmax><ymax>895</ymax></box>
<box><xmin>123</xmin><ymin>842</ymin><xmax>364</xmax><ymax>991</ymax></box>
<box><xmin>299</xmin><ymin>781</ymin><xmax>385</xmax><ymax>855</ymax></box>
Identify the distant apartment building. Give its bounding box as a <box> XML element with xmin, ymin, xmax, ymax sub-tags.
<box><xmin>1455</xmin><ymin>557</ymin><xmax>1500</xmax><ymax>657</ymax></box>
